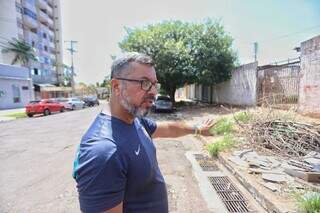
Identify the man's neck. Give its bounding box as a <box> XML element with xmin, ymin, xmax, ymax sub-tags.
<box><xmin>108</xmin><ymin>100</ymin><xmax>135</xmax><ymax>124</ymax></box>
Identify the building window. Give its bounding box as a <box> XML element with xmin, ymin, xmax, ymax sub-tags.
<box><xmin>44</xmin><ymin>46</ymin><xmax>48</xmax><ymax>51</ymax></box>
<box><xmin>31</xmin><ymin>41</ymin><xmax>35</xmax><ymax>47</ymax></box>
<box><xmin>43</xmin><ymin>33</ymin><xmax>47</xmax><ymax>39</ymax></box>
<box><xmin>12</xmin><ymin>85</ymin><xmax>21</xmax><ymax>103</ymax></box>
<box><xmin>33</xmin><ymin>68</ymin><xmax>39</xmax><ymax>75</ymax></box>
<box><xmin>22</xmin><ymin>86</ymin><xmax>29</xmax><ymax>90</ymax></box>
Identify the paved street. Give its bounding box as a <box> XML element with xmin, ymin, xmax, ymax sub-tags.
<box><xmin>0</xmin><ymin>104</ymin><xmax>212</xmax><ymax>213</ymax></box>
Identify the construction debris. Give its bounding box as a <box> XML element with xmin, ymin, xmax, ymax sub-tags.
<box><xmin>247</xmin><ymin>120</ymin><xmax>320</xmax><ymax>158</ymax></box>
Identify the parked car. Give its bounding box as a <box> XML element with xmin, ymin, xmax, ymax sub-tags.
<box><xmin>56</xmin><ymin>98</ymin><xmax>73</xmax><ymax>110</ymax></box>
<box><xmin>25</xmin><ymin>99</ymin><xmax>65</xmax><ymax>117</ymax></box>
<box><xmin>83</xmin><ymin>96</ymin><xmax>100</xmax><ymax>107</ymax></box>
<box><xmin>153</xmin><ymin>95</ymin><xmax>173</xmax><ymax>112</ymax></box>
<box><xmin>65</xmin><ymin>97</ymin><xmax>85</xmax><ymax>110</ymax></box>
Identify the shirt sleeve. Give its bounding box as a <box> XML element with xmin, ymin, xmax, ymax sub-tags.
<box><xmin>140</xmin><ymin>117</ymin><xmax>157</xmax><ymax>136</ymax></box>
<box><xmin>76</xmin><ymin>140</ymin><xmax>127</xmax><ymax>213</ymax></box>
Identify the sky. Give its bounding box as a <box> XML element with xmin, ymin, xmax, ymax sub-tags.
<box><xmin>60</xmin><ymin>0</ymin><xmax>320</xmax><ymax>85</ymax></box>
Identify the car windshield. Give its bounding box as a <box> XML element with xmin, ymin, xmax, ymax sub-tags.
<box><xmin>29</xmin><ymin>100</ymin><xmax>41</xmax><ymax>104</ymax></box>
<box><xmin>157</xmin><ymin>96</ymin><xmax>171</xmax><ymax>101</ymax></box>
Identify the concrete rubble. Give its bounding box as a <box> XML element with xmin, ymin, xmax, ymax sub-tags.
<box><xmin>228</xmin><ymin>149</ymin><xmax>320</xmax><ymax>193</ymax></box>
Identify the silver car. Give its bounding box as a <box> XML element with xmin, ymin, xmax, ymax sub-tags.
<box><xmin>66</xmin><ymin>97</ymin><xmax>85</xmax><ymax>110</ymax></box>
<box><xmin>153</xmin><ymin>95</ymin><xmax>173</xmax><ymax>112</ymax></box>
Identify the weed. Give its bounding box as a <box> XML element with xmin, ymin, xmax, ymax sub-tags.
<box><xmin>207</xmin><ymin>134</ymin><xmax>236</xmax><ymax>157</ymax></box>
<box><xmin>234</xmin><ymin>111</ymin><xmax>251</xmax><ymax>123</ymax></box>
<box><xmin>297</xmin><ymin>192</ymin><xmax>320</xmax><ymax>213</ymax></box>
<box><xmin>209</xmin><ymin>117</ymin><xmax>234</xmax><ymax>135</ymax></box>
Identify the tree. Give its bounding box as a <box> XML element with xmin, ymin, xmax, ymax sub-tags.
<box><xmin>2</xmin><ymin>38</ymin><xmax>37</xmax><ymax>67</ymax></box>
<box><xmin>119</xmin><ymin>20</ymin><xmax>237</xmax><ymax>103</ymax></box>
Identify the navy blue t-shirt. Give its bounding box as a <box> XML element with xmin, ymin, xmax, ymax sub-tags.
<box><xmin>73</xmin><ymin>113</ymin><xmax>168</xmax><ymax>213</ymax></box>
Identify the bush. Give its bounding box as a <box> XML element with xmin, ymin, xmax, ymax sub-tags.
<box><xmin>207</xmin><ymin>134</ymin><xmax>236</xmax><ymax>157</ymax></box>
<box><xmin>209</xmin><ymin>117</ymin><xmax>234</xmax><ymax>135</ymax></box>
<box><xmin>298</xmin><ymin>192</ymin><xmax>320</xmax><ymax>213</ymax></box>
<box><xmin>234</xmin><ymin>111</ymin><xmax>251</xmax><ymax>123</ymax></box>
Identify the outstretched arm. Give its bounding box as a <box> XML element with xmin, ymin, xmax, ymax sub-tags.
<box><xmin>152</xmin><ymin>119</ymin><xmax>214</xmax><ymax>138</ymax></box>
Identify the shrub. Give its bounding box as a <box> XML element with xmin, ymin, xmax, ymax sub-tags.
<box><xmin>207</xmin><ymin>134</ymin><xmax>236</xmax><ymax>157</ymax></box>
<box><xmin>209</xmin><ymin>117</ymin><xmax>234</xmax><ymax>135</ymax></box>
<box><xmin>298</xmin><ymin>192</ymin><xmax>320</xmax><ymax>213</ymax></box>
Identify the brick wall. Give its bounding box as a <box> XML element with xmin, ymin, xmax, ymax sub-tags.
<box><xmin>298</xmin><ymin>35</ymin><xmax>320</xmax><ymax>117</ymax></box>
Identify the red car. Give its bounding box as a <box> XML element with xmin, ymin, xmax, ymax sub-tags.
<box><xmin>25</xmin><ymin>99</ymin><xmax>65</xmax><ymax>117</ymax></box>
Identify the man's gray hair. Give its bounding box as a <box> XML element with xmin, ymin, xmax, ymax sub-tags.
<box><xmin>110</xmin><ymin>52</ymin><xmax>154</xmax><ymax>79</ymax></box>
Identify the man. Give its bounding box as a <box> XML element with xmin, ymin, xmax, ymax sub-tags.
<box><xmin>73</xmin><ymin>52</ymin><xmax>213</xmax><ymax>213</ymax></box>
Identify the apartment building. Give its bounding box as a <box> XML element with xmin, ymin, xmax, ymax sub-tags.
<box><xmin>0</xmin><ymin>0</ymin><xmax>70</xmax><ymax>105</ymax></box>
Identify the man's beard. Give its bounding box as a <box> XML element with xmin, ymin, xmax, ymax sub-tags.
<box><xmin>120</xmin><ymin>90</ymin><xmax>154</xmax><ymax>118</ymax></box>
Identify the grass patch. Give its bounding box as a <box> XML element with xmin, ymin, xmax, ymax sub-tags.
<box><xmin>207</xmin><ymin>134</ymin><xmax>236</xmax><ymax>157</ymax></box>
<box><xmin>297</xmin><ymin>192</ymin><xmax>320</xmax><ymax>213</ymax></box>
<box><xmin>4</xmin><ymin>112</ymin><xmax>27</xmax><ymax>119</ymax></box>
<box><xmin>209</xmin><ymin>117</ymin><xmax>234</xmax><ymax>135</ymax></box>
<box><xmin>234</xmin><ymin>111</ymin><xmax>252</xmax><ymax>123</ymax></box>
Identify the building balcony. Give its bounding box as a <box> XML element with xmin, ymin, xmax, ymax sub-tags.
<box><xmin>22</xmin><ymin>1</ymin><xmax>36</xmax><ymax>13</ymax></box>
<box><xmin>48</xmin><ymin>17</ymin><xmax>54</xmax><ymax>27</ymax></box>
<box><xmin>46</xmin><ymin>4</ymin><xmax>53</xmax><ymax>16</ymax></box>
<box><xmin>48</xmin><ymin>28</ymin><xmax>54</xmax><ymax>37</ymax></box>
<box><xmin>36</xmin><ymin>0</ymin><xmax>47</xmax><ymax>10</ymax></box>
<box><xmin>23</xmin><ymin>14</ymin><xmax>38</xmax><ymax>29</ymax></box>
<box><xmin>38</xmin><ymin>10</ymin><xmax>49</xmax><ymax>23</ymax></box>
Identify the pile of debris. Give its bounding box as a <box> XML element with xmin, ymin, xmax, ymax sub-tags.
<box><xmin>228</xmin><ymin>149</ymin><xmax>320</xmax><ymax>193</ymax></box>
<box><xmin>246</xmin><ymin>119</ymin><xmax>320</xmax><ymax>158</ymax></box>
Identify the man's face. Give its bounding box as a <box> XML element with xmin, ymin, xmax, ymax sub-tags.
<box><xmin>118</xmin><ymin>63</ymin><xmax>158</xmax><ymax>118</ymax></box>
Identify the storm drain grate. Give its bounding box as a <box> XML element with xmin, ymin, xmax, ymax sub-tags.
<box><xmin>208</xmin><ymin>176</ymin><xmax>251</xmax><ymax>213</ymax></box>
<box><xmin>194</xmin><ymin>154</ymin><xmax>219</xmax><ymax>171</ymax></box>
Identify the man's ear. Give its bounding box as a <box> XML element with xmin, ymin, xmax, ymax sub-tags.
<box><xmin>111</xmin><ymin>79</ymin><xmax>121</xmax><ymax>95</ymax></box>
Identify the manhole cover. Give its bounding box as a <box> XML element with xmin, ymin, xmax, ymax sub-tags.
<box><xmin>194</xmin><ymin>154</ymin><xmax>219</xmax><ymax>171</ymax></box>
<box><xmin>208</xmin><ymin>176</ymin><xmax>251</xmax><ymax>213</ymax></box>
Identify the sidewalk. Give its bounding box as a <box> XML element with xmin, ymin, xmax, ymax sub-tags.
<box><xmin>0</xmin><ymin>107</ymin><xmax>25</xmax><ymax>122</ymax></box>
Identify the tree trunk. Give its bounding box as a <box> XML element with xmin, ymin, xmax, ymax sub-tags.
<box><xmin>169</xmin><ymin>88</ymin><xmax>176</xmax><ymax>104</ymax></box>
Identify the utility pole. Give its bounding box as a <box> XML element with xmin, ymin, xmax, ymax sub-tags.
<box><xmin>253</xmin><ymin>42</ymin><xmax>258</xmax><ymax>62</ymax></box>
<box><xmin>64</xmin><ymin>40</ymin><xmax>78</xmax><ymax>96</ymax></box>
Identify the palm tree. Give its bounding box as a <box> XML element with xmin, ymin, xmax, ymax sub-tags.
<box><xmin>2</xmin><ymin>38</ymin><xmax>37</xmax><ymax>67</ymax></box>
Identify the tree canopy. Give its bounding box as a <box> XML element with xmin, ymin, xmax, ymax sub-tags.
<box><xmin>119</xmin><ymin>20</ymin><xmax>237</xmax><ymax>103</ymax></box>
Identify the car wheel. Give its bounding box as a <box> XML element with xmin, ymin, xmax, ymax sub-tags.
<box><xmin>60</xmin><ymin>107</ymin><xmax>65</xmax><ymax>112</ymax></box>
<box><xmin>72</xmin><ymin>105</ymin><xmax>76</xmax><ymax>110</ymax></box>
<box><xmin>27</xmin><ymin>113</ymin><xmax>33</xmax><ymax>117</ymax></box>
<box><xmin>44</xmin><ymin>109</ymin><xmax>50</xmax><ymax>116</ymax></box>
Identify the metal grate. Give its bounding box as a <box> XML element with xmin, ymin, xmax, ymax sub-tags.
<box><xmin>209</xmin><ymin>176</ymin><xmax>251</xmax><ymax>213</ymax></box>
<box><xmin>194</xmin><ymin>154</ymin><xmax>219</xmax><ymax>171</ymax></box>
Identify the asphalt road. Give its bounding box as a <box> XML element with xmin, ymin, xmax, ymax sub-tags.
<box><xmin>0</xmin><ymin>104</ymin><xmax>210</xmax><ymax>213</ymax></box>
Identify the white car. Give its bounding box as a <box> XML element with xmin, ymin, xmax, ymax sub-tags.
<box><xmin>66</xmin><ymin>98</ymin><xmax>85</xmax><ymax>110</ymax></box>
<box><xmin>57</xmin><ymin>97</ymin><xmax>85</xmax><ymax>110</ymax></box>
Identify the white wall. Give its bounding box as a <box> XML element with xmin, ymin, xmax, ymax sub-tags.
<box><xmin>0</xmin><ymin>64</ymin><xmax>34</xmax><ymax>109</ymax></box>
<box><xmin>0</xmin><ymin>0</ymin><xmax>19</xmax><ymax>64</ymax></box>
<box><xmin>211</xmin><ymin>62</ymin><xmax>258</xmax><ymax>106</ymax></box>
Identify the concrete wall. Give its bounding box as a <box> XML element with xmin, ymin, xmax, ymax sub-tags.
<box><xmin>210</xmin><ymin>62</ymin><xmax>258</xmax><ymax>106</ymax></box>
<box><xmin>0</xmin><ymin>0</ymin><xmax>19</xmax><ymax>64</ymax></box>
<box><xmin>0</xmin><ymin>64</ymin><xmax>34</xmax><ymax>109</ymax></box>
<box><xmin>298</xmin><ymin>35</ymin><xmax>320</xmax><ymax>116</ymax></box>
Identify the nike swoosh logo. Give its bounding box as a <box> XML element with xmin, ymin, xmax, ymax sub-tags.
<box><xmin>134</xmin><ymin>144</ymin><xmax>141</xmax><ymax>156</ymax></box>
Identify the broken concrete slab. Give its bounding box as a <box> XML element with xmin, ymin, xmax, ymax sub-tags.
<box><xmin>261</xmin><ymin>182</ymin><xmax>279</xmax><ymax>192</ymax></box>
<box><xmin>228</xmin><ymin>156</ymin><xmax>248</xmax><ymax>168</ymax></box>
<box><xmin>262</xmin><ymin>173</ymin><xmax>287</xmax><ymax>183</ymax></box>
